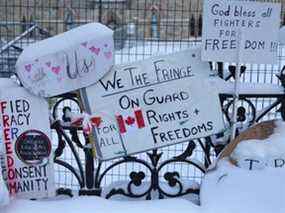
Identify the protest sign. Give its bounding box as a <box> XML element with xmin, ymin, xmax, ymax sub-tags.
<box><xmin>16</xmin><ymin>23</ymin><xmax>114</xmax><ymax>97</ymax></box>
<box><xmin>82</xmin><ymin>48</ymin><xmax>225</xmax><ymax>160</ymax></box>
<box><xmin>202</xmin><ymin>0</ymin><xmax>281</xmax><ymax>64</ymax></box>
<box><xmin>0</xmin><ymin>83</ymin><xmax>55</xmax><ymax>199</ymax></box>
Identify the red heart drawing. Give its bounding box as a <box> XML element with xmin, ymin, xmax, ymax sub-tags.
<box><xmin>90</xmin><ymin>117</ymin><xmax>102</xmax><ymax>127</ymax></box>
<box><xmin>125</xmin><ymin>116</ymin><xmax>135</xmax><ymax>126</ymax></box>
<box><xmin>81</xmin><ymin>42</ymin><xmax>88</xmax><ymax>47</ymax></box>
<box><xmin>25</xmin><ymin>64</ymin><xmax>32</xmax><ymax>72</ymax></box>
<box><xmin>104</xmin><ymin>51</ymin><xmax>112</xmax><ymax>60</ymax></box>
<box><xmin>89</xmin><ymin>46</ymin><xmax>100</xmax><ymax>55</ymax></box>
<box><xmin>46</xmin><ymin>62</ymin><xmax>51</xmax><ymax>67</ymax></box>
<box><xmin>51</xmin><ymin>66</ymin><xmax>61</xmax><ymax>75</ymax></box>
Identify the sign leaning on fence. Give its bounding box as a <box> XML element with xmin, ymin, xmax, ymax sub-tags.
<box><xmin>0</xmin><ymin>81</ymin><xmax>54</xmax><ymax>198</ymax></box>
<box><xmin>202</xmin><ymin>0</ymin><xmax>281</xmax><ymax>140</ymax></box>
<box><xmin>202</xmin><ymin>0</ymin><xmax>281</xmax><ymax>64</ymax></box>
<box><xmin>81</xmin><ymin>48</ymin><xmax>225</xmax><ymax>160</ymax></box>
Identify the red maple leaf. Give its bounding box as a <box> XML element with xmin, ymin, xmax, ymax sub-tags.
<box><xmin>90</xmin><ymin>117</ymin><xmax>102</xmax><ymax>127</ymax></box>
<box><xmin>125</xmin><ymin>116</ymin><xmax>135</xmax><ymax>126</ymax></box>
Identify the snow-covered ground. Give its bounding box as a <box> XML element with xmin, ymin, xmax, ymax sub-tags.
<box><xmin>3</xmin><ymin>120</ymin><xmax>285</xmax><ymax>213</ymax></box>
<box><xmin>2</xmin><ymin>159</ymin><xmax>285</xmax><ymax>213</ymax></box>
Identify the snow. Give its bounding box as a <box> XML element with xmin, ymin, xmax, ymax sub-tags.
<box><xmin>3</xmin><ymin>158</ymin><xmax>285</xmax><ymax>213</ymax></box>
<box><xmin>231</xmin><ymin>120</ymin><xmax>285</xmax><ymax>166</ymax></box>
<box><xmin>2</xmin><ymin>196</ymin><xmax>200</xmax><ymax>213</ymax></box>
<box><xmin>209</xmin><ymin>78</ymin><xmax>284</xmax><ymax>95</ymax></box>
<box><xmin>201</xmin><ymin>160</ymin><xmax>285</xmax><ymax>213</ymax></box>
<box><xmin>1</xmin><ymin>28</ymin><xmax>285</xmax><ymax>212</ymax></box>
<box><xmin>16</xmin><ymin>23</ymin><xmax>112</xmax><ymax>63</ymax></box>
<box><xmin>2</xmin><ymin>120</ymin><xmax>285</xmax><ymax>213</ymax></box>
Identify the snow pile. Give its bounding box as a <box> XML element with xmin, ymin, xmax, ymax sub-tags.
<box><xmin>2</xmin><ymin>120</ymin><xmax>285</xmax><ymax>212</ymax></box>
<box><xmin>201</xmin><ymin>160</ymin><xmax>285</xmax><ymax>213</ymax></box>
<box><xmin>231</xmin><ymin>121</ymin><xmax>285</xmax><ymax>166</ymax></box>
<box><xmin>2</xmin><ymin>196</ymin><xmax>200</xmax><ymax>213</ymax></box>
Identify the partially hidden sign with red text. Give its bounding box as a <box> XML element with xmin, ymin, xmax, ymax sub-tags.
<box><xmin>82</xmin><ymin>48</ymin><xmax>225</xmax><ymax>160</ymax></box>
<box><xmin>0</xmin><ymin>81</ymin><xmax>54</xmax><ymax>199</ymax></box>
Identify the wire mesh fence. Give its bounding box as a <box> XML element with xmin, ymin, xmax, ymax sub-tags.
<box><xmin>0</xmin><ymin>0</ymin><xmax>285</xmax><ymax>192</ymax></box>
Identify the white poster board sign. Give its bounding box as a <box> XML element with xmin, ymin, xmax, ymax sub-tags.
<box><xmin>16</xmin><ymin>23</ymin><xmax>114</xmax><ymax>97</ymax></box>
<box><xmin>0</xmin><ymin>83</ymin><xmax>55</xmax><ymax>198</ymax></box>
<box><xmin>202</xmin><ymin>0</ymin><xmax>281</xmax><ymax>64</ymax></box>
<box><xmin>82</xmin><ymin>48</ymin><xmax>225</xmax><ymax>160</ymax></box>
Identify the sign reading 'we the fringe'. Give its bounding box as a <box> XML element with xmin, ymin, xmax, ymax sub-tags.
<box><xmin>82</xmin><ymin>48</ymin><xmax>225</xmax><ymax>160</ymax></box>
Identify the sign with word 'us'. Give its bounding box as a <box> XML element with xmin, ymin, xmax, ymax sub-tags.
<box><xmin>82</xmin><ymin>48</ymin><xmax>225</xmax><ymax>160</ymax></box>
<box><xmin>16</xmin><ymin>23</ymin><xmax>114</xmax><ymax>97</ymax></box>
<box><xmin>0</xmin><ymin>81</ymin><xmax>54</xmax><ymax>199</ymax></box>
<box><xmin>202</xmin><ymin>0</ymin><xmax>281</xmax><ymax>64</ymax></box>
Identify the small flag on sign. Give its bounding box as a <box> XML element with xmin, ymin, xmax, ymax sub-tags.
<box><xmin>116</xmin><ymin>110</ymin><xmax>146</xmax><ymax>134</ymax></box>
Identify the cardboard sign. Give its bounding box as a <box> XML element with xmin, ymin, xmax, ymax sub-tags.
<box><xmin>0</xmin><ymin>83</ymin><xmax>55</xmax><ymax>198</ymax></box>
<box><xmin>237</xmin><ymin>156</ymin><xmax>285</xmax><ymax>170</ymax></box>
<box><xmin>16</xmin><ymin>23</ymin><xmax>114</xmax><ymax>97</ymax></box>
<box><xmin>202</xmin><ymin>0</ymin><xmax>281</xmax><ymax>64</ymax></box>
<box><xmin>82</xmin><ymin>48</ymin><xmax>225</xmax><ymax>160</ymax></box>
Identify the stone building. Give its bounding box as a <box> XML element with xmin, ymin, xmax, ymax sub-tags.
<box><xmin>0</xmin><ymin>0</ymin><xmax>284</xmax><ymax>41</ymax></box>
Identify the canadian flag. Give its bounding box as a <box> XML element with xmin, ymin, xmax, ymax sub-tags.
<box><xmin>116</xmin><ymin>109</ymin><xmax>146</xmax><ymax>134</ymax></box>
<box><xmin>70</xmin><ymin>112</ymin><xmax>102</xmax><ymax>135</ymax></box>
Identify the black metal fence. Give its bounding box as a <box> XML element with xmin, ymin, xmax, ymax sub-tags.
<box><xmin>0</xmin><ymin>0</ymin><xmax>285</xmax><ymax>200</ymax></box>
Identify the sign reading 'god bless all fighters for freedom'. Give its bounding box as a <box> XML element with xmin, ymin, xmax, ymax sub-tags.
<box><xmin>82</xmin><ymin>48</ymin><xmax>225</xmax><ymax>160</ymax></box>
<box><xmin>0</xmin><ymin>80</ymin><xmax>54</xmax><ymax>199</ymax></box>
<box><xmin>202</xmin><ymin>0</ymin><xmax>281</xmax><ymax>64</ymax></box>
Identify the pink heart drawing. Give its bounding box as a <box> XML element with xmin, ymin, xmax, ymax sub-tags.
<box><xmin>81</xmin><ymin>42</ymin><xmax>88</xmax><ymax>47</ymax></box>
<box><xmin>51</xmin><ymin>66</ymin><xmax>61</xmax><ymax>75</ymax></box>
<box><xmin>25</xmin><ymin>64</ymin><xmax>32</xmax><ymax>72</ymax></box>
<box><xmin>46</xmin><ymin>62</ymin><xmax>51</xmax><ymax>67</ymax></box>
<box><xmin>104</xmin><ymin>51</ymin><xmax>112</xmax><ymax>60</ymax></box>
<box><xmin>89</xmin><ymin>46</ymin><xmax>100</xmax><ymax>55</ymax></box>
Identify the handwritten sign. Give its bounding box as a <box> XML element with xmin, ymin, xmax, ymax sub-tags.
<box><xmin>237</xmin><ymin>157</ymin><xmax>285</xmax><ymax>170</ymax></box>
<box><xmin>0</xmin><ymin>83</ymin><xmax>55</xmax><ymax>199</ymax></box>
<box><xmin>16</xmin><ymin>23</ymin><xmax>114</xmax><ymax>97</ymax></box>
<box><xmin>202</xmin><ymin>0</ymin><xmax>281</xmax><ymax>64</ymax></box>
<box><xmin>82</xmin><ymin>48</ymin><xmax>225</xmax><ymax>160</ymax></box>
